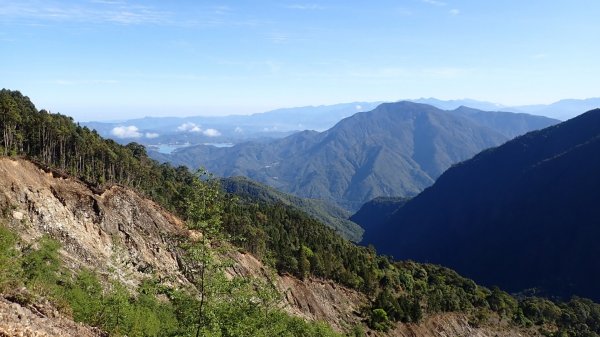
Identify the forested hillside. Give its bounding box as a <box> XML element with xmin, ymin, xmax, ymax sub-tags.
<box><xmin>362</xmin><ymin>108</ymin><xmax>600</xmax><ymax>302</ymax></box>
<box><xmin>158</xmin><ymin>102</ymin><xmax>535</xmax><ymax>210</ymax></box>
<box><xmin>221</xmin><ymin>176</ymin><xmax>363</xmax><ymax>241</ymax></box>
<box><xmin>350</xmin><ymin>197</ymin><xmax>409</xmax><ymax>234</ymax></box>
<box><xmin>3</xmin><ymin>88</ymin><xmax>600</xmax><ymax>336</ymax></box>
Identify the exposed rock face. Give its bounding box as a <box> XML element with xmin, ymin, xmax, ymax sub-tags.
<box><xmin>230</xmin><ymin>251</ymin><xmax>366</xmax><ymax>331</ymax></box>
<box><xmin>0</xmin><ymin>158</ymin><xmax>537</xmax><ymax>336</ymax></box>
<box><xmin>390</xmin><ymin>313</ymin><xmax>538</xmax><ymax>337</ymax></box>
<box><xmin>0</xmin><ymin>297</ymin><xmax>102</xmax><ymax>337</ymax></box>
<box><xmin>0</xmin><ymin>158</ymin><xmax>187</xmax><ymax>288</ymax></box>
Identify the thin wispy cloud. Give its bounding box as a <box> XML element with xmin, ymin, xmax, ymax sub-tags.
<box><xmin>0</xmin><ymin>1</ymin><xmax>171</xmax><ymax>25</ymax></box>
<box><xmin>395</xmin><ymin>7</ymin><xmax>414</xmax><ymax>16</ymax></box>
<box><xmin>211</xmin><ymin>5</ymin><xmax>233</xmax><ymax>15</ymax></box>
<box><xmin>286</xmin><ymin>4</ymin><xmax>325</xmax><ymax>10</ymax></box>
<box><xmin>449</xmin><ymin>9</ymin><xmax>460</xmax><ymax>15</ymax></box>
<box><xmin>268</xmin><ymin>32</ymin><xmax>291</xmax><ymax>44</ymax></box>
<box><xmin>0</xmin><ymin>1</ymin><xmax>259</xmax><ymax>28</ymax></box>
<box><xmin>293</xmin><ymin>66</ymin><xmax>472</xmax><ymax>81</ymax></box>
<box><xmin>53</xmin><ymin>79</ymin><xmax>119</xmax><ymax>85</ymax></box>
<box><xmin>347</xmin><ymin>67</ymin><xmax>409</xmax><ymax>79</ymax></box>
<box><xmin>90</xmin><ymin>0</ymin><xmax>126</xmax><ymax>5</ymax></box>
<box><xmin>422</xmin><ymin>67</ymin><xmax>467</xmax><ymax>79</ymax></box>
<box><xmin>421</xmin><ymin>0</ymin><xmax>446</xmax><ymax>6</ymax></box>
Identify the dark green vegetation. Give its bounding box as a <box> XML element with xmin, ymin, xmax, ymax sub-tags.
<box><xmin>155</xmin><ymin>102</ymin><xmax>557</xmax><ymax>210</ymax></box>
<box><xmin>350</xmin><ymin>197</ymin><xmax>409</xmax><ymax>235</ymax></box>
<box><xmin>9</xmin><ymin>227</ymin><xmax>600</xmax><ymax>337</ymax></box>
<box><xmin>0</xmin><ymin>89</ymin><xmax>197</xmax><ymax>216</ymax></box>
<box><xmin>362</xmin><ymin>108</ymin><xmax>600</xmax><ymax>301</ymax></box>
<box><xmin>221</xmin><ymin>176</ymin><xmax>363</xmax><ymax>242</ymax></box>
<box><xmin>219</xmin><ymin>184</ymin><xmax>600</xmax><ymax>336</ymax></box>
<box><xmin>2</xmin><ymin>88</ymin><xmax>600</xmax><ymax>336</ymax></box>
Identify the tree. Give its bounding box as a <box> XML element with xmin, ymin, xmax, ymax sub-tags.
<box><xmin>181</xmin><ymin>169</ymin><xmax>226</xmax><ymax>337</ymax></box>
<box><xmin>0</xmin><ymin>91</ymin><xmax>21</xmax><ymax>155</ymax></box>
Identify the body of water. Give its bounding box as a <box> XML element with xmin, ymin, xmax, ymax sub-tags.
<box><xmin>149</xmin><ymin>142</ymin><xmax>234</xmax><ymax>154</ymax></box>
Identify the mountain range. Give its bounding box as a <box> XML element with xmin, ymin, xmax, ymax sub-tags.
<box><xmin>4</xmin><ymin>88</ymin><xmax>600</xmax><ymax>336</ymax></box>
<box><xmin>360</xmin><ymin>108</ymin><xmax>600</xmax><ymax>300</ymax></box>
<box><xmin>82</xmin><ymin>98</ymin><xmax>598</xmax><ymax>152</ymax></box>
<box><xmin>154</xmin><ymin>102</ymin><xmax>558</xmax><ymax>210</ymax></box>
<box><xmin>82</xmin><ymin>102</ymin><xmax>383</xmax><ymax>147</ymax></box>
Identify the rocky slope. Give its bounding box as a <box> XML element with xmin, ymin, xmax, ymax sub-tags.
<box><xmin>0</xmin><ymin>157</ymin><xmax>367</xmax><ymax>333</ymax></box>
<box><xmin>0</xmin><ymin>296</ymin><xmax>102</xmax><ymax>337</ymax></box>
<box><xmin>0</xmin><ymin>157</ymin><xmax>534</xmax><ymax>336</ymax></box>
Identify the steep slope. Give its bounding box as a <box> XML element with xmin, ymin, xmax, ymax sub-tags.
<box><xmin>362</xmin><ymin>109</ymin><xmax>600</xmax><ymax>300</ymax></box>
<box><xmin>0</xmin><ymin>159</ymin><xmax>188</xmax><ymax>287</ymax></box>
<box><xmin>160</xmin><ymin>102</ymin><xmax>526</xmax><ymax>210</ymax></box>
<box><xmin>0</xmin><ymin>297</ymin><xmax>102</xmax><ymax>337</ymax></box>
<box><xmin>0</xmin><ymin>158</ymin><xmax>542</xmax><ymax>337</ymax></box>
<box><xmin>350</xmin><ymin>197</ymin><xmax>409</xmax><ymax>234</ymax></box>
<box><xmin>0</xmin><ymin>158</ymin><xmax>363</xmax><ymax>332</ymax></box>
<box><xmin>220</xmin><ymin>176</ymin><xmax>364</xmax><ymax>242</ymax></box>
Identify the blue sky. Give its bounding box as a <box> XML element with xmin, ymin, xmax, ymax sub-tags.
<box><xmin>1</xmin><ymin>0</ymin><xmax>599</xmax><ymax>121</ymax></box>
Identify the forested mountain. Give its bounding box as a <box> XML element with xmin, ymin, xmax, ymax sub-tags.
<box><xmin>361</xmin><ymin>109</ymin><xmax>600</xmax><ymax>301</ymax></box>
<box><xmin>156</xmin><ymin>102</ymin><xmax>556</xmax><ymax>210</ymax></box>
<box><xmin>4</xmin><ymin>88</ymin><xmax>600</xmax><ymax>336</ymax></box>
<box><xmin>220</xmin><ymin>176</ymin><xmax>363</xmax><ymax>242</ymax></box>
<box><xmin>350</xmin><ymin>197</ymin><xmax>409</xmax><ymax>235</ymax></box>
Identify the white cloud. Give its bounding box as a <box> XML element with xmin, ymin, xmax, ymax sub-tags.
<box><xmin>234</xmin><ymin>126</ymin><xmax>243</xmax><ymax>133</ymax></box>
<box><xmin>145</xmin><ymin>132</ymin><xmax>159</xmax><ymax>139</ymax></box>
<box><xmin>111</xmin><ymin>125</ymin><xmax>142</xmax><ymax>138</ymax></box>
<box><xmin>263</xmin><ymin>126</ymin><xmax>279</xmax><ymax>132</ymax></box>
<box><xmin>449</xmin><ymin>9</ymin><xmax>460</xmax><ymax>15</ymax></box>
<box><xmin>177</xmin><ymin>122</ymin><xmax>201</xmax><ymax>132</ymax></box>
<box><xmin>203</xmin><ymin>128</ymin><xmax>221</xmax><ymax>137</ymax></box>
<box><xmin>286</xmin><ymin>4</ymin><xmax>325</xmax><ymax>10</ymax></box>
<box><xmin>355</xmin><ymin>105</ymin><xmax>363</xmax><ymax>111</ymax></box>
<box><xmin>422</xmin><ymin>0</ymin><xmax>446</xmax><ymax>6</ymax></box>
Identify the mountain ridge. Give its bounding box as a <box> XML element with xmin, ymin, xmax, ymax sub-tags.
<box><xmin>156</xmin><ymin>101</ymin><xmax>557</xmax><ymax>210</ymax></box>
<box><xmin>361</xmin><ymin>108</ymin><xmax>600</xmax><ymax>300</ymax></box>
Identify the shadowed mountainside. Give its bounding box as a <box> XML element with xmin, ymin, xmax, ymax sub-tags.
<box><xmin>362</xmin><ymin>109</ymin><xmax>600</xmax><ymax>300</ymax></box>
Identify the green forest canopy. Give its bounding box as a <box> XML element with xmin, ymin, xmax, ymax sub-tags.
<box><xmin>2</xmin><ymin>88</ymin><xmax>600</xmax><ymax>336</ymax></box>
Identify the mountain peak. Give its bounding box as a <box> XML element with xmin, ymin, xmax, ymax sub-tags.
<box><xmin>362</xmin><ymin>108</ymin><xmax>600</xmax><ymax>300</ymax></box>
<box><xmin>159</xmin><ymin>102</ymin><xmax>557</xmax><ymax>210</ymax></box>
